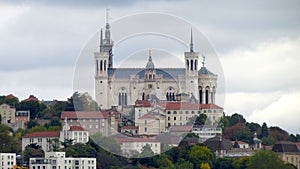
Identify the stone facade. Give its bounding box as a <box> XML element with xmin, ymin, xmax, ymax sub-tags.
<box><xmin>94</xmin><ymin>15</ymin><xmax>217</xmax><ymax>110</ymax></box>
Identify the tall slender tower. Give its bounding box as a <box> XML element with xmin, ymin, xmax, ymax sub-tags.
<box><xmin>95</xmin><ymin>8</ymin><xmax>114</xmax><ymax>109</ymax></box>
<box><xmin>184</xmin><ymin>28</ymin><xmax>199</xmax><ymax>99</ymax></box>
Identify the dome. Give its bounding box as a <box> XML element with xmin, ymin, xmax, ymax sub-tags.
<box><xmin>146</xmin><ymin>58</ymin><xmax>155</xmax><ymax>69</ymax></box>
<box><xmin>198</xmin><ymin>67</ymin><xmax>214</xmax><ymax>75</ymax></box>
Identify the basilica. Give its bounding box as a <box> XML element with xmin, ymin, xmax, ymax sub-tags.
<box><xmin>94</xmin><ymin>16</ymin><xmax>218</xmax><ymax>110</ymax></box>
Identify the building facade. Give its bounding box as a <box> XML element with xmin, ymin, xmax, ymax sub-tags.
<box><xmin>29</xmin><ymin>152</ymin><xmax>96</xmax><ymax>169</ymax></box>
<box><xmin>94</xmin><ymin>12</ymin><xmax>218</xmax><ymax>110</ymax></box>
<box><xmin>22</xmin><ymin>131</ymin><xmax>60</xmax><ymax>152</ymax></box>
<box><xmin>0</xmin><ymin>103</ymin><xmax>16</xmax><ymax>124</ymax></box>
<box><xmin>0</xmin><ymin>153</ymin><xmax>16</xmax><ymax>169</ymax></box>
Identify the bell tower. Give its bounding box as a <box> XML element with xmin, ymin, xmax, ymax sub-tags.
<box><xmin>184</xmin><ymin>29</ymin><xmax>199</xmax><ymax>98</ymax></box>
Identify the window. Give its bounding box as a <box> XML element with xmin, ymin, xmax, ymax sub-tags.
<box><xmin>167</xmin><ymin>117</ymin><xmax>170</xmax><ymax>121</ymax></box>
<box><xmin>174</xmin><ymin>117</ymin><xmax>177</xmax><ymax>121</ymax></box>
<box><xmin>185</xmin><ymin>111</ymin><xmax>189</xmax><ymax>114</ymax></box>
<box><xmin>179</xmin><ymin>111</ymin><xmax>183</xmax><ymax>114</ymax></box>
<box><xmin>144</xmin><ymin>127</ymin><xmax>147</xmax><ymax>132</ymax></box>
<box><xmin>191</xmin><ymin>111</ymin><xmax>195</xmax><ymax>114</ymax></box>
<box><xmin>167</xmin><ymin>111</ymin><xmax>171</xmax><ymax>114</ymax></box>
<box><xmin>173</xmin><ymin>111</ymin><xmax>177</xmax><ymax>114</ymax></box>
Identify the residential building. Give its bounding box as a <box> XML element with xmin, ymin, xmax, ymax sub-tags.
<box><xmin>0</xmin><ymin>103</ymin><xmax>16</xmax><ymax>124</ymax></box>
<box><xmin>22</xmin><ymin>131</ymin><xmax>60</xmax><ymax>152</ymax></box>
<box><xmin>192</xmin><ymin>125</ymin><xmax>222</xmax><ymax>142</ymax></box>
<box><xmin>61</xmin><ymin>110</ymin><xmax>120</xmax><ymax>136</ymax></box>
<box><xmin>114</xmin><ymin>137</ymin><xmax>161</xmax><ymax>157</ymax></box>
<box><xmin>29</xmin><ymin>152</ymin><xmax>96</xmax><ymax>169</ymax></box>
<box><xmin>0</xmin><ymin>153</ymin><xmax>16</xmax><ymax>169</ymax></box>
<box><xmin>60</xmin><ymin>120</ymin><xmax>89</xmax><ymax>145</ymax></box>
<box><xmin>272</xmin><ymin>141</ymin><xmax>300</xmax><ymax>168</ymax></box>
<box><xmin>203</xmin><ymin>136</ymin><xmax>233</xmax><ymax>157</ymax></box>
<box><xmin>121</xmin><ymin>126</ymin><xmax>138</xmax><ymax>135</ymax></box>
<box><xmin>15</xmin><ymin>111</ymin><xmax>30</xmax><ymax>129</ymax></box>
<box><xmin>138</xmin><ymin>113</ymin><xmax>166</xmax><ymax>135</ymax></box>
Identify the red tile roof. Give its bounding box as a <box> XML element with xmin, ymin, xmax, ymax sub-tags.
<box><xmin>170</xmin><ymin>125</ymin><xmax>193</xmax><ymax>132</ymax></box>
<box><xmin>23</xmin><ymin>131</ymin><xmax>60</xmax><ymax>138</ymax></box>
<box><xmin>158</xmin><ymin>102</ymin><xmax>223</xmax><ymax>110</ymax></box>
<box><xmin>122</xmin><ymin>126</ymin><xmax>138</xmax><ymax>130</ymax></box>
<box><xmin>61</xmin><ymin>111</ymin><xmax>120</xmax><ymax>119</ymax></box>
<box><xmin>139</xmin><ymin>114</ymin><xmax>160</xmax><ymax>120</ymax></box>
<box><xmin>6</xmin><ymin>94</ymin><xmax>18</xmax><ymax>99</ymax></box>
<box><xmin>24</xmin><ymin>95</ymin><xmax>39</xmax><ymax>102</ymax></box>
<box><xmin>135</xmin><ymin>100</ymin><xmax>152</xmax><ymax>107</ymax></box>
<box><xmin>69</xmin><ymin>126</ymin><xmax>85</xmax><ymax>131</ymax></box>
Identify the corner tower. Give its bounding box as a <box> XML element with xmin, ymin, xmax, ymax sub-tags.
<box><xmin>184</xmin><ymin>29</ymin><xmax>199</xmax><ymax>99</ymax></box>
<box><xmin>95</xmin><ymin>9</ymin><xmax>114</xmax><ymax>109</ymax></box>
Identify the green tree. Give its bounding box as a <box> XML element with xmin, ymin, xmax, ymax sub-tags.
<box><xmin>232</xmin><ymin>156</ymin><xmax>251</xmax><ymax>169</ymax></box>
<box><xmin>72</xmin><ymin>92</ymin><xmax>99</xmax><ymax>111</ymax></box>
<box><xmin>246</xmin><ymin>122</ymin><xmax>261</xmax><ymax>132</ymax></box>
<box><xmin>141</xmin><ymin>144</ymin><xmax>154</xmax><ymax>157</ymax></box>
<box><xmin>27</xmin><ymin>120</ymin><xmax>40</xmax><ymax>129</ymax></box>
<box><xmin>156</xmin><ymin>154</ymin><xmax>175</xmax><ymax>169</ymax></box>
<box><xmin>269</xmin><ymin>126</ymin><xmax>290</xmax><ymax>141</ymax></box>
<box><xmin>0</xmin><ymin>124</ymin><xmax>20</xmax><ymax>153</ymax></box>
<box><xmin>175</xmin><ymin>158</ymin><xmax>193</xmax><ymax>169</ymax></box>
<box><xmin>229</xmin><ymin>113</ymin><xmax>246</xmax><ymax>126</ymax></box>
<box><xmin>28</xmin><ymin>126</ymin><xmax>47</xmax><ymax>133</ymax></box>
<box><xmin>214</xmin><ymin>158</ymin><xmax>234</xmax><ymax>169</ymax></box>
<box><xmin>261</xmin><ymin>136</ymin><xmax>276</xmax><ymax>146</ymax></box>
<box><xmin>219</xmin><ymin>116</ymin><xmax>230</xmax><ymax>129</ymax></box>
<box><xmin>90</xmin><ymin>132</ymin><xmax>121</xmax><ymax>154</ymax></box>
<box><xmin>18</xmin><ymin>100</ymin><xmax>46</xmax><ymax>119</ymax></box>
<box><xmin>247</xmin><ymin>150</ymin><xmax>287</xmax><ymax>169</ymax></box>
<box><xmin>188</xmin><ymin>145</ymin><xmax>214</xmax><ymax>168</ymax></box>
<box><xmin>259</xmin><ymin>122</ymin><xmax>268</xmax><ymax>139</ymax></box>
<box><xmin>23</xmin><ymin>144</ymin><xmax>45</xmax><ymax>164</ymax></box>
<box><xmin>200</xmin><ymin>163</ymin><xmax>211</xmax><ymax>169</ymax></box>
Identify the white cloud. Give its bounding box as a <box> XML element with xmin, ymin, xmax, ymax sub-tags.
<box><xmin>0</xmin><ymin>4</ymin><xmax>30</xmax><ymax>30</ymax></box>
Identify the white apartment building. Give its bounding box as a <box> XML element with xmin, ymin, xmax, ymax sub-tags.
<box><xmin>29</xmin><ymin>152</ymin><xmax>96</xmax><ymax>169</ymax></box>
<box><xmin>114</xmin><ymin>137</ymin><xmax>161</xmax><ymax>156</ymax></box>
<box><xmin>192</xmin><ymin>125</ymin><xmax>222</xmax><ymax>142</ymax></box>
<box><xmin>0</xmin><ymin>153</ymin><xmax>16</xmax><ymax>169</ymax></box>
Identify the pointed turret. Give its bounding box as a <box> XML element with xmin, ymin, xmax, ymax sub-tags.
<box><xmin>146</xmin><ymin>48</ymin><xmax>155</xmax><ymax>69</ymax></box>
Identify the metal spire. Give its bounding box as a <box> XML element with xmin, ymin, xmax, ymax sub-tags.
<box><xmin>190</xmin><ymin>28</ymin><xmax>194</xmax><ymax>52</ymax></box>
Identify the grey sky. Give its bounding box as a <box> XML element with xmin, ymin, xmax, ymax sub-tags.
<box><xmin>0</xmin><ymin>0</ymin><xmax>299</xmax><ymax>133</ymax></box>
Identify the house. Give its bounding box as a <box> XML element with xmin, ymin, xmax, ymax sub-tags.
<box><xmin>138</xmin><ymin>113</ymin><xmax>166</xmax><ymax>135</ymax></box>
<box><xmin>203</xmin><ymin>136</ymin><xmax>233</xmax><ymax>157</ymax></box>
<box><xmin>231</xmin><ymin>140</ymin><xmax>250</xmax><ymax>149</ymax></box>
<box><xmin>192</xmin><ymin>125</ymin><xmax>222</xmax><ymax>142</ymax></box>
<box><xmin>272</xmin><ymin>141</ymin><xmax>300</xmax><ymax>168</ymax></box>
<box><xmin>29</xmin><ymin>152</ymin><xmax>96</xmax><ymax>169</ymax></box>
<box><xmin>15</xmin><ymin>110</ymin><xmax>30</xmax><ymax>129</ymax></box>
<box><xmin>114</xmin><ymin>137</ymin><xmax>161</xmax><ymax>157</ymax></box>
<box><xmin>0</xmin><ymin>103</ymin><xmax>16</xmax><ymax>124</ymax></box>
<box><xmin>121</xmin><ymin>125</ymin><xmax>139</xmax><ymax>135</ymax></box>
<box><xmin>22</xmin><ymin>122</ymin><xmax>89</xmax><ymax>152</ymax></box>
<box><xmin>0</xmin><ymin>153</ymin><xmax>16</xmax><ymax>169</ymax></box>
<box><xmin>169</xmin><ymin>125</ymin><xmax>193</xmax><ymax>137</ymax></box>
<box><xmin>22</xmin><ymin>131</ymin><xmax>60</xmax><ymax>152</ymax></box>
<box><xmin>61</xmin><ymin>110</ymin><xmax>120</xmax><ymax>136</ymax></box>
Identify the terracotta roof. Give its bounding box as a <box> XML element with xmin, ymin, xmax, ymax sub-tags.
<box><xmin>23</xmin><ymin>131</ymin><xmax>60</xmax><ymax>138</ymax></box>
<box><xmin>114</xmin><ymin>137</ymin><xmax>159</xmax><ymax>144</ymax></box>
<box><xmin>6</xmin><ymin>94</ymin><xmax>18</xmax><ymax>99</ymax></box>
<box><xmin>135</xmin><ymin>100</ymin><xmax>151</xmax><ymax>107</ymax></box>
<box><xmin>139</xmin><ymin>114</ymin><xmax>160</xmax><ymax>120</ymax></box>
<box><xmin>61</xmin><ymin>111</ymin><xmax>120</xmax><ymax>119</ymax></box>
<box><xmin>159</xmin><ymin>102</ymin><xmax>223</xmax><ymax>110</ymax></box>
<box><xmin>24</xmin><ymin>95</ymin><xmax>39</xmax><ymax>102</ymax></box>
<box><xmin>122</xmin><ymin>126</ymin><xmax>138</xmax><ymax>130</ymax></box>
<box><xmin>170</xmin><ymin>125</ymin><xmax>193</xmax><ymax>132</ymax></box>
<box><xmin>69</xmin><ymin>126</ymin><xmax>85</xmax><ymax>131</ymax></box>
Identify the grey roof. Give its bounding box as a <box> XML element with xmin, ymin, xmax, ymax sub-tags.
<box><xmin>198</xmin><ymin>66</ymin><xmax>215</xmax><ymax>75</ymax></box>
<box><xmin>272</xmin><ymin>141</ymin><xmax>300</xmax><ymax>153</ymax></box>
<box><xmin>203</xmin><ymin>136</ymin><xmax>233</xmax><ymax>151</ymax></box>
<box><xmin>108</xmin><ymin>68</ymin><xmax>185</xmax><ymax>79</ymax></box>
<box><xmin>146</xmin><ymin>56</ymin><xmax>155</xmax><ymax>69</ymax></box>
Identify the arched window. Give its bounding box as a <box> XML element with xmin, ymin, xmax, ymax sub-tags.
<box><xmin>167</xmin><ymin>111</ymin><xmax>171</xmax><ymax>114</ymax></box>
<box><xmin>100</xmin><ymin>60</ymin><xmax>103</xmax><ymax>71</ymax></box>
<box><xmin>205</xmin><ymin>86</ymin><xmax>209</xmax><ymax>104</ymax></box>
<box><xmin>173</xmin><ymin>111</ymin><xmax>177</xmax><ymax>114</ymax></box>
<box><xmin>118</xmin><ymin>87</ymin><xmax>127</xmax><ymax>106</ymax></box>
<box><xmin>199</xmin><ymin>87</ymin><xmax>203</xmax><ymax>104</ymax></box>
<box><xmin>186</xmin><ymin>59</ymin><xmax>189</xmax><ymax>70</ymax></box>
<box><xmin>104</xmin><ymin>60</ymin><xmax>107</xmax><ymax>71</ymax></box>
<box><xmin>166</xmin><ymin>87</ymin><xmax>175</xmax><ymax>101</ymax></box>
<box><xmin>191</xmin><ymin>60</ymin><xmax>194</xmax><ymax>70</ymax></box>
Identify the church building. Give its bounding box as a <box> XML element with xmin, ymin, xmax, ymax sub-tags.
<box><xmin>94</xmin><ymin>13</ymin><xmax>218</xmax><ymax>110</ymax></box>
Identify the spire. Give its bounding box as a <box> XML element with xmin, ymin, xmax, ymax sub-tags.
<box><xmin>100</xmin><ymin>29</ymin><xmax>103</xmax><ymax>46</ymax></box>
<box><xmin>190</xmin><ymin>28</ymin><xmax>194</xmax><ymax>52</ymax></box>
<box><xmin>146</xmin><ymin>48</ymin><xmax>155</xmax><ymax>69</ymax></box>
<box><xmin>105</xmin><ymin>8</ymin><xmax>111</xmax><ymax>42</ymax></box>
